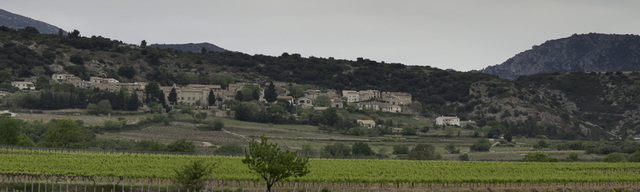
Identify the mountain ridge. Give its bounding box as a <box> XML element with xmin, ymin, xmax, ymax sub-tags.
<box><xmin>149</xmin><ymin>42</ymin><xmax>228</xmax><ymax>53</ymax></box>
<box><xmin>0</xmin><ymin>8</ymin><xmax>66</xmax><ymax>35</ymax></box>
<box><xmin>480</xmin><ymin>33</ymin><xmax>640</xmax><ymax>79</ymax></box>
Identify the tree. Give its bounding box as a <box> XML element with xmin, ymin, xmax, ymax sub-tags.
<box><xmin>144</xmin><ymin>81</ymin><xmax>164</xmax><ymax>104</ymax></box>
<box><xmin>352</xmin><ymin>142</ymin><xmax>373</xmax><ymax>156</ymax></box>
<box><xmin>445</xmin><ymin>143</ymin><xmax>460</xmax><ymax>154</ymax></box>
<box><xmin>35</xmin><ymin>76</ymin><xmax>51</xmax><ymax>90</ymax></box>
<box><xmin>68</xmin><ymin>29</ymin><xmax>80</xmax><ymax>38</ymax></box>
<box><xmin>0</xmin><ymin>118</ymin><xmax>21</xmax><ymax>145</ymax></box>
<box><xmin>213</xmin><ymin>143</ymin><xmax>243</xmax><ymax>154</ymax></box>
<box><xmin>40</xmin><ymin>120</ymin><xmax>87</xmax><ymax>148</ymax></box>
<box><xmin>408</xmin><ymin>144</ymin><xmax>439</xmax><ymax>160</ymax></box>
<box><xmin>87</xmin><ymin>99</ymin><xmax>112</xmax><ymax>115</ymax></box>
<box><xmin>168</xmin><ymin>87</ymin><xmax>178</xmax><ymax>105</ymax></box>
<box><xmin>126</xmin><ymin>92</ymin><xmax>141</xmax><ymax>111</ymax></box>
<box><xmin>533</xmin><ymin>140</ymin><xmax>549</xmax><ymax>149</ymax></box>
<box><xmin>207</xmin><ymin>89</ymin><xmax>216</xmax><ymax>106</ymax></box>
<box><xmin>117</xmin><ymin>66</ymin><xmax>136</xmax><ymax>79</ymax></box>
<box><xmin>392</xmin><ymin>145</ymin><xmax>409</xmax><ymax>155</ymax></box>
<box><xmin>602</xmin><ymin>152</ymin><xmax>626</xmax><ymax>163</ymax></box>
<box><xmin>243</xmin><ymin>135</ymin><xmax>309</xmax><ymax>192</ymax></box>
<box><xmin>313</xmin><ymin>95</ymin><xmax>332</xmax><ymax>107</ymax></box>
<box><xmin>523</xmin><ymin>152</ymin><xmax>558</xmax><ymax>162</ymax></box>
<box><xmin>504</xmin><ymin>128</ymin><xmax>513</xmax><ymax>142</ymax></box>
<box><xmin>167</xmin><ymin>138</ymin><xmax>196</xmax><ymax>153</ymax></box>
<box><xmin>264</xmin><ymin>81</ymin><xmax>277</xmax><ymax>103</ymax></box>
<box><xmin>200</xmin><ymin>47</ymin><xmax>207</xmax><ymax>54</ymax></box>
<box><xmin>470</xmin><ymin>138</ymin><xmax>492</xmax><ymax>152</ymax></box>
<box><xmin>140</xmin><ymin>40</ymin><xmax>147</xmax><ymax>48</ymax></box>
<box><xmin>69</xmin><ymin>54</ymin><xmax>84</xmax><ymax>65</ymax></box>
<box><xmin>172</xmin><ymin>160</ymin><xmax>214</xmax><ymax>192</ymax></box>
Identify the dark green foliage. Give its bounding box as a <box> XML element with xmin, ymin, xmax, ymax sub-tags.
<box><xmin>213</xmin><ymin>143</ymin><xmax>243</xmax><ymax>154</ymax></box>
<box><xmin>168</xmin><ymin>88</ymin><xmax>178</xmax><ymax>105</ymax></box>
<box><xmin>351</xmin><ymin>142</ymin><xmax>373</xmax><ymax>156</ymax></box>
<box><xmin>242</xmin><ymin>135</ymin><xmax>309</xmax><ymax>192</ymax></box>
<box><xmin>167</xmin><ymin>138</ymin><xmax>197</xmax><ymax>153</ymax></box>
<box><xmin>323</xmin><ymin>143</ymin><xmax>351</xmax><ymax>158</ymax></box>
<box><xmin>408</xmin><ymin>144</ymin><xmax>439</xmax><ymax>160</ymax></box>
<box><xmin>172</xmin><ymin>160</ymin><xmax>214</xmax><ymax>192</ymax></box>
<box><xmin>565</xmin><ymin>153</ymin><xmax>579</xmax><ymax>162</ymax></box>
<box><xmin>445</xmin><ymin>143</ymin><xmax>460</xmax><ymax>154</ymax></box>
<box><xmin>264</xmin><ymin>81</ymin><xmax>277</xmax><ymax>103</ymax></box>
<box><xmin>628</xmin><ymin>151</ymin><xmax>640</xmax><ymax>162</ymax></box>
<box><xmin>392</xmin><ymin>145</ymin><xmax>409</xmax><ymax>155</ymax></box>
<box><xmin>523</xmin><ymin>152</ymin><xmax>558</xmax><ymax>162</ymax></box>
<box><xmin>202</xmin><ymin>119</ymin><xmax>224</xmax><ymax>131</ymax></box>
<box><xmin>39</xmin><ymin>119</ymin><xmax>91</xmax><ymax>148</ymax></box>
<box><xmin>207</xmin><ymin>89</ymin><xmax>216</xmax><ymax>106</ymax></box>
<box><xmin>69</xmin><ymin>54</ymin><xmax>84</xmax><ymax>65</ymax></box>
<box><xmin>458</xmin><ymin>153</ymin><xmax>470</xmax><ymax>161</ymax></box>
<box><xmin>602</xmin><ymin>152</ymin><xmax>626</xmax><ymax>162</ymax></box>
<box><xmin>470</xmin><ymin>138</ymin><xmax>491</xmax><ymax>152</ymax></box>
<box><xmin>87</xmin><ymin>99</ymin><xmax>112</xmax><ymax>115</ymax></box>
<box><xmin>533</xmin><ymin>140</ymin><xmax>549</xmax><ymax>149</ymax></box>
<box><xmin>0</xmin><ymin>117</ymin><xmax>21</xmax><ymax>145</ymax></box>
<box><xmin>402</xmin><ymin>127</ymin><xmax>417</xmax><ymax>136</ymax></box>
<box><xmin>117</xmin><ymin>66</ymin><xmax>136</xmax><ymax>79</ymax></box>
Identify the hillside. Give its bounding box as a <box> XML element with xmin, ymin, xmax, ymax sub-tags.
<box><xmin>0</xmin><ymin>8</ymin><xmax>66</xmax><ymax>35</ymax></box>
<box><xmin>480</xmin><ymin>33</ymin><xmax>640</xmax><ymax>80</ymax></box>
<box><xmin>149</xmin><ymin>42</ymin><xmax>228</xmax><ymax>53</ymax></box>
<box><xmin>2</xmin><ymin>27</ymin><xmax>640</xmax><ymax>139</ymax></box>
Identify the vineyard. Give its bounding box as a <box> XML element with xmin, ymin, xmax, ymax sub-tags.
<box><xmin>1</xmin><ymin>148</ymin><xmax>640</xmax><ymax>191</ymax></box>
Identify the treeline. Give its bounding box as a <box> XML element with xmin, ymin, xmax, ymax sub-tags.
<box><xmin>8</xmin><ymin>83</ymin><xmax>140</xmax><ymax>111</ymax></box>
<box><xmin>0</xmin><ymin>115</ymin><xmax>197</xmax><ymax>153</ymax></box>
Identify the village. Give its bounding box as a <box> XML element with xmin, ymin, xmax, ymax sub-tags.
<box><xmin>9</xmin><ymin>74</ymin><xmax>468</xmax><ymax>131</ymax></box>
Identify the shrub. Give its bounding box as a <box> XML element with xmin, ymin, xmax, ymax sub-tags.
<box><xmin>392</xmin><ymin>145</ymin><xmax>409</xmax><ymax>155</ymax></box>
<box><xmin>533</xmin><ymin>140</ymin><xmax>549</xmax><ymax>149</ymax></box>
<box><xmin>458</xmin><ymin>153</ymin><xmax>469</xmax><ymax>161</ymax></box>
<box><xmin>565</xmin><ymin>153</ymin><xmax>579</xmax><ymax>162</ymax></box>
<box><xmin>470</xmin><ymin>138</ymin><xmax>491</xmax><ymax>152</ymax></box>
<box><xmin>523</xmin><ymin>152</ymin><xmax>558</xmax><ymax>162</ymax></box>
<box><xmin>445</xmin><ymin>143</ymin><xmax>460</xmax><ymax>154</ymax></box>
<box><xmin>628</xmin><ymin>151</ymin><xmax>640</xmax><ymax>162</ymax></box>
<box><xmin>213</xmin><ymin>143</ymin><xmax>243</xmax><ymax>154</ymax></box>
<box><xmin>602</xmin><ymin>152</ymin><xmax>626</xmax><ymax>163</ymax></box>
<box><xmin>167</xmin><ymin>138</ymin><xmax>196</xmax><ymax>153</ymax></box>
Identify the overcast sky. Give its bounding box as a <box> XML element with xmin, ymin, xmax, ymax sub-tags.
<box><xmin>4</xmin><ymin>0</ymin><xmax>640</xmax><ymax>71</ymax></box>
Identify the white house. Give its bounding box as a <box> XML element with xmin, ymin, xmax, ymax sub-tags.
<box><xmin>435</xmin><ymin>116</ymin><xmax>461</xmax><ymax>126</ymax></box>
<box><xmin>11</xmin><ymin>81</ymin><xmax>35</xmax><ymax>90</ymax></box>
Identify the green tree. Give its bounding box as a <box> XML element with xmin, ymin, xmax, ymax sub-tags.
<box><xmin>566</xmin><ymin>153</ymin><xmax>579</xmax><ymax>162</ymax></box>
<box><xmin>504</xmin><ymin>128</ymin><xmax>513</xmax><ymax>142</ymax></box>
<box><xmin>213</xmin><ymin>143</ymin><xmax>243</xmax><ymax>154</ymax></box>
<box><xmin>313</xmin><ymin>95</ymin><xmax>332</xmax><ymax>107</ymax></box>
<box><xmin>264</xmin><ymin>81</ymin><xmax>277</xmax><ymax>103</ymax></box>
<box><xmin>0</xmin><ymin>118</ymin><xmax>21</xmax><ymax>145</ymax></box>
<box><xmin>470</xmin><ymin>138</ymin><xmax>491</xmax><ymax>152</ymax></box>
<box><xmin>233</xmin><ymin>102</ymin><xmax>258</xmax><ymax>121</ymax></box>
<box><xmin>207</xmin><ymin>89</ymin><xmax>216</xmax><ymax>106</ymax></box>
<box><xmin>445</xmin><ymin>143</ymin><xmax>460</xmax><ymax>154</ymax></box>
<box><xmin>243</xmin><ymin>135</ymin><xmax>310</xmax><ymax>192</ymax></box>
<box><xmin>126</xmin><ymin>92</ymin><xmax>141</xmax><ymax>111</ymax></box>
<box><xmin>352</xmin><ymin>142</ymin><xmax>373</xmax><ymax>156</ymax></box>
<box><xmin>87</xmin><ymin>99</ymin><xmax>112</xmax><ymax>115</ymax></box>
<box><xmin>167</xmin><ymin>138</ymin><xmax>196</xmax><ymax>153</ymax></box>
<box><xmin>35</xmin><ymin>76</ymin><xmax>51</xmax><ymax>90</ymax></box>
<box><xmin>144</xmin><ymin>81</ymin><xmax>163</xmax><ymax>104</ymax></box>
<box><xmin>69</xmin><ymin>54</ymin><xmax>84</xmax><ymax>65</ymax></box>
<box><xmin>408</xmin><ymin>144</ymin><xmax>439</xmax><ymax>160</ymax></box>
<box><xmin>402</xmin><ymin>127</ymin><xmax>417</xmax><ymax>136</ymax></box>
<box><xmin>602</xmin><ymin>152</ymin><xmax>626</xmax><ymax>162</ymax></box>
<box><xmin>117</xmin><ymin>66</ymin><xmax>136</xmax><ymax>79</ymax></box>
<box><xmin>140</xmin><ymin>40</ymin><xmax>147</xmax><ymax>48</ymax></box>
<box><xmin>172</xmin><ymin>160</ymin><xmax>213</xmax><ymax>192</ymax></box>
<box><xmin>40</xmin><ymin>119</ymin><xmax>87</xmax><ymax>148</ymax></box>
<box><xmin>392</xmin><ymin>145</ymin><xmax>409</xmax><ymax>155</ymax></box>
<box><xmin>168</xmin><ymin>87</ymin><xmax>178</xmax><ymax>105</ymax></box>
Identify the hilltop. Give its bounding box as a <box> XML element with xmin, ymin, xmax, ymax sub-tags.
<box><xmin>149</xmin><ymin>42</ymin><xmax>228</xmax><ymax>53</ymax></box>
<box><xmin>480</xmin><ymin>33</ymin><xmax>640</xmax><ymax>80</ymax></box>
<box><xmin>0</xmin><ymin>8</ymin><xmax>66</xmax><ymax>35</ymax></box>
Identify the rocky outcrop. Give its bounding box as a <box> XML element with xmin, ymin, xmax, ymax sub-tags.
<box><xmin>480</xmin><ymin>33</ymin><xmax>640</xmax><ymax>79</ymax></box>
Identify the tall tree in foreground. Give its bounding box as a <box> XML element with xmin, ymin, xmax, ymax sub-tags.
<box><xmin>243</xmin><ymin>135</ymin><xmax>309</xmax><ymax>192</ymax></box>
<box><xmin>172</xmin><ymin>160</ymin><xmax>213</xmax><ymax>192</ymax></box>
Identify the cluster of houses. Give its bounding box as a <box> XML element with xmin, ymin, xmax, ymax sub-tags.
<box><xmin>11</xmin><ymin>74</ymin><xmax>415</xmax><ymax>114</ymax></box>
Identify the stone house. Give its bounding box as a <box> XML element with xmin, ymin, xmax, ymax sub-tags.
<box><xmin>436</xmin><ymin>116</ymin><xmax>461</xmax><ymax>126</ymax></box>
<box><xmin>342</xmin><ymin>90</ymin><xmax>360</xmax><ymax>103</ymax></box>
<box><xmin>359</xmin><ymin>89</ymin><xmax>380</xmax><ymax>101</ymax></box>
<box><xmin>382</xmin><ymin>92</ymin><xmax>412</xmax><ymax>105</ymax></box>
<box><xmin>392</xmin><ymin>127</ymin><xmax>404</xmax><ymax>134</ymax></box>
<box><xmin>276</xmin><ymin>95</ymin><xmax>294</xmax><ymax>104</ymax></box>
<box><xmin>11</xmin><ymin>81</ymin><xmax>35</xmax><ymax>90</ymax></box>
<box><xmin>51</xmin><ymin>74</ymin><xmax>77</xmax><ymax>83</ymax></box>
<box><xmin>357</xmin><ymin>120</ymin><xmax>376</xmax><ymax>129</ymax></box>
<box><xmin>380</xmin><ymin>103</ymin><xmax>402</xmax><ymax>113</ymax></box>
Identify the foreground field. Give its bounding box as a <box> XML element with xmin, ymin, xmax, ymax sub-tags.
<box><xmin>1</xmin><ymin>148</ymin><xmax>639</xmax><ymax>184</ymax></box>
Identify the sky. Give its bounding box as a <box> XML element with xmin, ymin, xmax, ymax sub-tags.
<box><xmin>3</xmin><ymin>0</ymin><xmax>640</xmax><ymax>71</ymax></box>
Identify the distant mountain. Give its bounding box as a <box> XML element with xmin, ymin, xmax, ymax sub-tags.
<box><xmin>480</xmin><ymin>33</ymin><xmax>640</xmax><ymax>79</ymax></box>
<box><xmin>0</xmin><ymin>8</ymin><xmax>66</xmax><ymax>35</ymax></box>
<box><xmin>149</xmin><ymin>42</ymin><xmax>228</xmax><ymax>53</ymax></box>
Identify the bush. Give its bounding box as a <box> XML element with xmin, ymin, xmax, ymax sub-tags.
<box><xmin>533</xmin><ymin>140</ymin><xmax>549</xmax><ymax>149</ymax></box>
<box><xmin>565</xmin><ymin>153</ymin><xmax>579</xmax><ymax>162</ymax></box>
<box><xmin>602</xmin><ymin>152</ymin><xmax>626</xmax><ymax>163</ymax></box>
<box><xmin>172</xmin><ymin>160</ymin><xmax>214</xmax><ymax>192</ymax></box>
<box><xmin>523</xmin><ymin>152</ymin><xmax>558</xmax><ymax>162</ymax></box>
<box><xmin>458</xmin><ymin>153</ymin><xmax>469</xmax><ymax>161</ymax></box>
<box><xmin>470</xmin><ymin>138</ymin><xmax>491</xmax><ymax>152</ymax></box>
<box><xmin>69</xmin><ymin>54</ymin><xmax>84</xmax><ymax>65</ymax></box>
<box><xmin>628</xmin><ymin>151</ymin><xmax>640</xmax><ymax>162</ymax></box>
<box><xmin>445</xmin><ymin>143</ymin><xmax>460</xmax><ymax>154</ymax></box>
<box><xmin>213</xmin><ymin>143</ymin><xmax>243</xmax><ymax>154</ymax></box>
<box><xmin>352</xmin><ymin>142</ymin><xmax>374</xmax><ymax>156</ymax></box>
<box><xmin>392</xmin><ymin>145</ymin><xmax>409</xmax><ymax>155</ymax></box>
<box><xmin>87</xmin><ymin>100</ymin><xmax>112</xmax><ymax>115</ymax></box>
<box><xmin>408</xmin><ymin>144</ymin><xmax>439</xmax><ymax>160</ymax></box>
<box><xmin>168</xmin><ymin>138</ymin><xmax>196</xmax><ymax>153</ymax></box>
